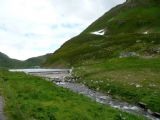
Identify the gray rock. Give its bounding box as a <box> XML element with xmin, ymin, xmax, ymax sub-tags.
<box><xmin>119</xmin><ymin>52</ymin><xmax>138</xmax><ymax>58</ymax></box>
<box><xmin>152</xmin><ymin>112</ymin><xmax>160</xmax><ymax>118</ymax></box>
<box><xmin>147</xmin><ymin>47</ymin><xmax>160</xmax><ymax>55</ymax></box>
<box><xmin>147</xmin><ymin>109</ymin><xmax>153</xmax><ymax>115</ymax></box>
<box><xmin>138</xmin><ymin>102</ymin><xmax>147</xmax><ymax>110</ymax></box>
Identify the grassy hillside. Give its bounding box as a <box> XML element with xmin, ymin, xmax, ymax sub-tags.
<box><xmin>0</xmin><ymin>52</ymin><xmax>50</xmax><ymax>68</ymax></box>
<box><xmin>0</xmin><ymin>52</ymin><xmax>22</xmax><ymax>68</ymax></box>
<box><xmin>45</xmin><ymin>33</ymin><xmax>160</xmax><ymax>67</ymax></box>
<box><xmin>45</xmin><ymin>0</ymin><xmax>160</xmax><ymax>67</ymax></box>
<box><xmin>44</xmin><ymin>0</ymin><xmax>160</xmax><ymax>113</ymax></box>
<box><xmin>21</xmin><ymin>54</ymin><xmax>50</xmax><ymax>68</ymax></box>
<box><xmin>82</xmin><ymin>0</ymin><xmax>160</xmax><ymax>35</ymax></box>
<box><xmin>74</xmin><ymin>57</ymin><xmax>160</xmax><ymax>112</ymax></box>
<box><xmin>0</xmin><ymin>70</ymin><xmax>146</xmax><ymax>120</ymax></box>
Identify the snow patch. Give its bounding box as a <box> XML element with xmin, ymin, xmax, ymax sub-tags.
<box><xmin>90</xmin><ymin>29</ymin><xmax>105</xmax><ymax>36</ymax></box>
<box><xmin>136</xmin><ymin>84</ymin><xmax>142</xmax><ymax>88</ymax></box>
<box><xmin>143</xmin><ymin>31</ymin><xmax>148</xmax><ymax>34</ymax></box>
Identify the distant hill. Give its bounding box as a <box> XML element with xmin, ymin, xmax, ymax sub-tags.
<box><xmin>0</xmin><ymin>52</ymin><xmax>50</xmax><ymax>69</ymax></box>
<box><xmin>44</xmin><ymin>0</ymin><xmax>160</xmax><ymax>67</ymax></box>
<box><xmin>0</xmin><ymin>52</ymin><xmax>21</xmax><ymax>68</ymax></box>
<box><xmin>22</xmin><ymin>54</ymin><xmax>50</xmax><ymax>68</ymax></box>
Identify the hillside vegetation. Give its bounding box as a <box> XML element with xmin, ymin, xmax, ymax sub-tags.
<box><xmin>0</xmin><ymin>52</ymin><xmax>50</xmax><ymax>68</ymax></box>
<box><xmin>44</xmin><ymin>0</ymin><xmax>160</xmax><ymax>113</ymax></box>
<box><xmin>0</xmin><ymin>52</ymin><xmax>21</xmax><ymax>68</ymax></box>
<box><xmin>45</xmin><ymin>0</ymin><xmax>160</xmax><ymax>67</ymax></box>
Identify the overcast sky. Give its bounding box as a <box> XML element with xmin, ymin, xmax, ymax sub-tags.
<box><xmin>0</xmin><ymin>0</ymin><xmax>125</xmax><ymax>60</ymax></box>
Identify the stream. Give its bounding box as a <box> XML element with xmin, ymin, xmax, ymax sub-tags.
<box><xmin>10</xmin><ymin>69</ymin><xmax>160</xmax><ymax>120</ymax></box>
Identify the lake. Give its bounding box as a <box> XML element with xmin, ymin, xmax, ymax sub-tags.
<box><xmin>9</xmin><ymin>69</ymin><xmax>70</xmax><ymax>73</ymax></box>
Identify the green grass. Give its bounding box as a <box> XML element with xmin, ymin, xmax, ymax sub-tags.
<box><xmin>0</xmin><ymin>70</ymin><xmax>146</xmax><ymax>120</ymax></box>
<box><xmin>45</xmin><ymin>33</ymin><xmax>160</xmax><ymax>67</ymax></box>
<box><xmin>82</xmin><ymin>1</ymin><xmax>160</xmax><ymax>34</ymax></box>
<box><xmin>74</xmin><ymin>57</ymin><xmax>160</xmax><ymax>112</ymax></box>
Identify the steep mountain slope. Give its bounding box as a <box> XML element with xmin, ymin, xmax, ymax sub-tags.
<box><xmin>0</xmin><ymin>52</ymin><xmax>49</xmax><ymax>68</ymax></box>
<box><xmin>45</xmin><ymin>0</ymin><xmax>160</xmax><ymax>67</ymax></box>
<box><xmin>83</xmin><ymin>0</ymin><xmax>160</xmax><ymax>35</ymax></box>
<box><xmin>44</xmin><ymin>0</ymin><xmax>160</xmax><ymax>113</ymax></box>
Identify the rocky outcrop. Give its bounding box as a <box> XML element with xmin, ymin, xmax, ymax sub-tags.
<box><xmin>119</xmin><ymin>52</ymin><xmax>138</xmax><ymax>58</ymax></box>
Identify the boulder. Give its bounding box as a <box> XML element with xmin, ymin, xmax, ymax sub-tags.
<box><xmin>138</xmin><ymin>102</ymin><xmax>147</xmax><ymax>110</ymax></box>
<box><xmin>152</xmin><ymin>112</ymin><xmax>160</xmax><ymax>118</ymax></box>
<box><xmin>119</xmin><ymin>52</ymin><xmax>138</xmax><ymax>58</ymax></box>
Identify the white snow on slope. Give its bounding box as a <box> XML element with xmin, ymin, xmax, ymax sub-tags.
<box><xmin>143</xmin><ymin>31</ymin><xmax>148</xmax><ymax>34</ymax></box>
<box><xmin>90</xmin><ymin>29</ymin><xmax>105</xmax><ymax>35</ymax></box>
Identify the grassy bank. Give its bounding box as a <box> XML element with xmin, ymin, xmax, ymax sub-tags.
<box><xmin>74</xmin><ymin>57</ymin><xmax>160</xmax><ymax>113</ymax></box>
<box><xmin>0</xmin><ymin>70</ymin><xmax>146</xmax><ymax>120</ymax></box>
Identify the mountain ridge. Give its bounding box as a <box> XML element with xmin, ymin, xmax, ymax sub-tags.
<box><xmin>82</xmin><ymin>0</ymin><xmax>160</xmax><ymax>35</ymax></box>
<box><xmin>0</xmin><ymin>52</ymin><xmax>50</xmax><ymax>68</ymax></box>
<box><xmin>44</xmin><ymin>0</ymin><xmax>160</xmax><ymax>67</ymax></box>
